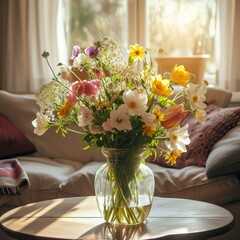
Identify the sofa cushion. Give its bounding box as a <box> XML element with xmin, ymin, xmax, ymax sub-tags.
<box><xmin>0</xmin><ymin>90</ymin><xmax>105</xmax><ymax>163</ymax></box>
<box><xmin>5</xmin><ymin>156</ymin><xmax>83</xmax><ymax>206</ymax></box>
<box><xmin>148</xmin><ymin>163</ymin><xmax>240</xmax><ymax>205</ymax></box>
<box><xmin>154</xmin><ymin>104</ymin><xmax>240</xmax><ymax>168</ymax></box>
<box><xmin>206</xmin><ymin>124</ymin><xmax>240</xmax><ymax>178</ymax></box>
<box><xmin>59</xmin><ymin>161</ymin><xmax>240</xmax><ymax>206</ymax></box>
<box><xmin>0</xmin><ymin>114</ymin><xmax>36</xmax><ymax>159</ymax></box>
<box><xmin>205</xmin><ymin>87</ymin><xmax>232</xmax><ymax>107</ymax></box>
<box><xmin>59</xmin><ymin>162</ymin><xmax>102</xmax><ymax>196</ymax></box>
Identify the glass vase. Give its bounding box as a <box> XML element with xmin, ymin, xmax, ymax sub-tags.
<box><xmin>94</xmin><ymin>147</ymin><xmax>155</xmax><ymax>225</ymax></box>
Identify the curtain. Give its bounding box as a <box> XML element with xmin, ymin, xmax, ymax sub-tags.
<box><xmin>0</xmin><ymin>0</ymin><xmax>60</xmax><ymax>94</ymax></box>
<box><xmin>1</xmin><ymin>0</ymin><xmax>240</xmax><ymax>93</ymax></box>
<box><xmin>216</xmin><ymin>0</ymin><xmax>240</xmax><ymax>92</ymax></box>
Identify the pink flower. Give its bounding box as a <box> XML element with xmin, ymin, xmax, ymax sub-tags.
<box><xmin>89</xmin><ymin>124</ymin><xmax>103</xmax><ymax>134</ymax></box>
<box><xmin>91</xmin><ymin>79</ymin><xmax>100</xmax><ymax>88</ymax></box>
<box><xmin>71</xmin><ymin>81</ymin><xmax>85</xmax><ymax>96</ymax></box>
<box><xmin>109</xmin><ymin>105</ymin><xmax>132</xmax><ymax>132</ymax></box>
<box><xmin>70</xmin><ymin>80</ymin><xmax>100</xmax><ymax>97</ymax></box>
<box><xmin>83</xmin><ymin>80</ymin><xmax>100</xmax><ymax>96</ymax></box>
<box><xmin>141</xmin><ymin>112</ymin><xmax>156</xmax><ymax>126</ymax></box>
<box><xmin>66</xmin><ymin>93</ymin><xmax>77</xmax><ymax>107</ymax></box>
<box><xmin>102</xmin><ymin>118</ymin><xmax>113</xmax><ymax>132</ymax></box>
<box><xmin>77</xmin><ymin>106</ymin><xmax>93</xmax><ymax>127</ymax></box>
<box><xmin>85</xmin><ymin>45</ymin><xmax>100</xmax><ymax>58</ymax></box>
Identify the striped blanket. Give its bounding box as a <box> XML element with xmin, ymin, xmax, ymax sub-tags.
<box><xmin>0</xmin><ymin>159</ymin><xmax>30</xmax><ymax>195</ymax></box>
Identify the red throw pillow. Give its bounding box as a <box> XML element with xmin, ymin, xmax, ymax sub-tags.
<box><xmin>154</xmin><ymin>105</ymin><xmax>240</xmax><ymax>168</ymax></box>
<box><xmin>0</xmin><ymin>114</ymin><xmax>36</xmax><ymax>159</ymax></box>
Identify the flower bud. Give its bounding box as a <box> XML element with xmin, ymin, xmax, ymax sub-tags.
<box><xmin>161</xmin><ymin>105</ymin><xmax>186</xmax><ymax>129</ymax></box>
<box><xmin>71</xmin><ymin>45</ymin><xmax>81</xmax><ymax>59</ymax></box>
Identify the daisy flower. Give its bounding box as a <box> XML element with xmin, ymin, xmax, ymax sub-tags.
<box><xmin>165</xmin><ymin>124</ymin><xmax>190</xmax><ymax>152</ymax></box>
<box><xmin>164</xmin><ymin>150</ymin><xmax>182</xmax><ymax>166</ymax></box>
<box><xmin>129</xmin><ymin>44</ymin><xmax>145</xmax><ymax>61</ymax></box>
<box><xmin>187</xmin><ymin>83</ymin><xmax>207</xmax><ymax>110</ymax></box>
<box><xmin>123</xmin><ymin>89</ymin><xmax>148</xmax><ymax>116</ymax></box>
<box><xmin>143</xmin><ymin>124</ymin><xmax>155</xmax><ymax>137</ymax></box>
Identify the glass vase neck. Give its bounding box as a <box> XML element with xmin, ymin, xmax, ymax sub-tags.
<box><xmin>101</xmin><ymin>147</ymin><xmax>145</xmax><ymax>163</ymax></box>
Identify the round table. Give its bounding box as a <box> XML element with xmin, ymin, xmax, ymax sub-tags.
<box><xmin>0</xmin><ymin>196</ymin><xmax>234</xmax><ymax>240</ymax></box>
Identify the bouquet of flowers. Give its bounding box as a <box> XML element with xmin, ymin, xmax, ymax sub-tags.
<box><xmin>33</xmin><ymin>36</ymin><xmax>207</xmax><ymax>164</ymax></box>
<box><xmin>32</xmin><ymin>36</ymin><xmax>207</xmax><ymax>224</ymax></box>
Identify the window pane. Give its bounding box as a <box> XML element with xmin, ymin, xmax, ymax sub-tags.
<box><xmin>146</xmin><ymin>0</ymin><xmax>217</xmax><ymax>79</ymax></box>
<box><xmin>66</xmin><ymin>0</ymin><xmax>128</xmax><ymax>57</ymax></box>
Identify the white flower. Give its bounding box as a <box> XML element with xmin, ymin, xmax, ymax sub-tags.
<box><xmin>89</xmin><ymin>124</ymin><xmax>103</xmax><ymax>135</ymax></box>
<box><xmin>132</xmin><ymin>58</ymin><xmax>143</xmax><ymax>73</ymax></box>
<box><xmin>72</xmin><ymin>53</ymin><xmax>87</xmax><ymax>68</ymax></box>
<box><xmin>140</xmin><ymin>112</ymin><xmax>156</xmax><ymax>126</ymax></box>
<box><xmin>165</xmin><ymin>124</ymin><xmax>190</xmax><ymax>152</ymax></box>
<box><xmin>109</xmin><ymin>105</ymin><xmax>132</xmax><ymax>132</ymax></box>
<box><xmin>102</xmin><ymin>118</ymin><xmax>113</xmax><ymax>132</ymax></box>
<box><xmin>123</xmin><ymin>89</ymin><xmax>148</xmax><ymax>116</ymax></box>
<box><xmin>195</xmin><ymin>109</ymin><xmax>206</xmax><ymax>123</ymax></box>
<box><xmin>32</xmin><ymin>112</ymin><xmax>49</xmax><ymax>136</ymax></box>
<box><xmin>77</xmin><ymin>106</ymin><xmax>93</xmax><ymax>127</ymax></box>
<box><xmin>187</xmin><ymin>83</ymin><xmax>207</xmax><ymax>110</ymax></box>
<box><xmin>36</xmin><ymin>80</ymin><xmax>70</xmax><ymax>113</ymax></box>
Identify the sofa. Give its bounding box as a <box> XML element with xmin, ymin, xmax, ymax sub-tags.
<box><xmin>0</xmin><ymin>88</ymin><xmax>240</xmax><ymax>240</ymax></box>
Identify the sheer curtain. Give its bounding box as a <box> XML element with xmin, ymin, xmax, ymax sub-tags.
<box><xmin>230</xmin><ymin>0</ymin><xmax>240</xmax><ymax>92</ymax></box>
<box><xmin>0</xmin><ymin>0</ymin><xmax>62</xmax><ymax>94</ymax></box>
<box><xmin>216</xmin><ymin>0</ymin><xmax>240</xmax><ymax>92</ymax></box>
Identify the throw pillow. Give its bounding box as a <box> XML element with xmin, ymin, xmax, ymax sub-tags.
<box><xmin>0</xmin><ymin>90</ymin><xmax>104</xmax><ymax>163</ymax></box>
<box><xmin>0</xmin><ymin>114</ymin><xmax>36</xmax><ymax>159</ymax></box>
<box><xmin>154</xmin><ymin>104</ymin><xmax>240</xmax><ymax>168</ymax></box>
<box><xmin>206</xmin><ymin>124</ymin><xmax>240</xmax><ymax>178</ymax></box>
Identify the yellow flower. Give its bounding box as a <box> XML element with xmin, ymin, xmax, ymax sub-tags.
<box><xmin>57</xmin><ymin>101</ymin><xmax>72</xmax><ymax>118</ymax></box>
<box><xmin>154</xmin><ymin>109</ymin><xmax>165</xmax><ymax>124</ymax></box>
<box><xmin>170</xmin><ymin>64</ymin><xmax>190</xmax><ymax>87</ymax></box>
<box><xmin>164</xmin><ymin>150</ymin><xmax>182</xmax><ymax>166</ymax></box>
<box><xmin>129</xmin><ymin>44</ymin><xmax>145</xmax><ymax>60</ymax></box>
<box><xmin>194</xmin><ymin>109</ymin><xmax>206</xmax><ymax>123</ymax></box>
<box><xmin>143</xmin><ymin>124</ymin><xmax>155</xmax><ymax>137</ymax></box>
<box><xmin>95</xmin><ymin>102</ymin><xmax>110</xmax><ymax>108</ymax></box>
<box><xmin>151</xmin><ymin>74</ymin><xmax>173</xmax><ymax>97</ymax></box>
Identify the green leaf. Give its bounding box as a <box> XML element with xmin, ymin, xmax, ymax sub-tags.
<box><xmin>158</xmin><ymin>96</ymin><xmax>175</xmax><ymax>108</ymax></box>
<box><xmin>96</xmin><ymin>139</ymin><xmax>104</xmax><ymax>147</ymax></box>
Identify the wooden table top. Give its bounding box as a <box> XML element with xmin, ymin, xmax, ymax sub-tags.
<box><xmin>0</xmin><ymin>196</ymin><xmax>234</xmax><ymax>240</ymax></box>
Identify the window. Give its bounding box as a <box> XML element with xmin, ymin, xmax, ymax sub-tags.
<box><xmin>146</xmin><ymin>0</ymin><xmax>217</xmax><ymax>82</ymax></box>
<box><xmin>60</xmin><ymin>0</ymin><xmax>217</xmax><ymax>83</ymax></box>
<box><xmin>61</xmin><ymin>0</ymin><xmax>128</xmax><ymax>57</ymax></box>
